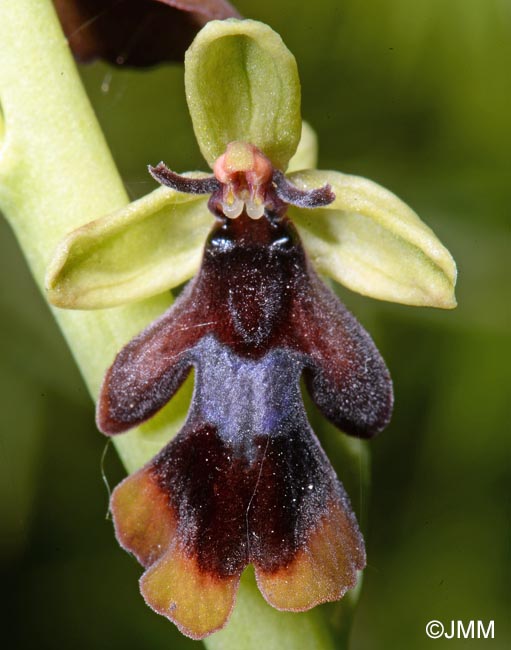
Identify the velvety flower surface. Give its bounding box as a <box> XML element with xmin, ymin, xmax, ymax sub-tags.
<box><xmin>47</xmin><ymin>18</ymin><xmax>457</xmax><ymax>640</ymax></box>
<box><xmin>101</xmin><ymin>211</ymin><xmax>390</xmax><ymax>637</ymax></box>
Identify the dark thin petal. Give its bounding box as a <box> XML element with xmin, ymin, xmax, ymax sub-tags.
<box><xmin>53</xmin><ymin>0</ymin><xmax>241</xmax><ymax>67</ymax></box>
<box><xmin>148</xmin><ymin>163</ymin><xmax>220</xmax><ymax>194</ymax></box>
<box><xmin>272</xmin><ymin>169</ymin><xmax>335</xmax><ymax>208</ymax></box>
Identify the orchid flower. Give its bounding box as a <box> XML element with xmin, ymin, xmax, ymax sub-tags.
<box><xmin>46</xmin><ymin>19</ymin><xmax>456</xmax><ymax>640</ymax></box>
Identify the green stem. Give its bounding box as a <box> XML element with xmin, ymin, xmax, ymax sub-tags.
<box><xmin>0</xmin><ymin>0</ymin><xmax>186</xmax><ymax>471</ymax></box>
<box><xmin>0</xmin><ymin>1</ymin><xmax>343</xmax><ymax>648</ymax></box>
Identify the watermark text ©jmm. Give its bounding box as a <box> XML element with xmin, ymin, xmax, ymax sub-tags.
<box><xmin>425</xmin><ymin>620</ymin><xmax>495</xmax><ymax>640</ymax></box>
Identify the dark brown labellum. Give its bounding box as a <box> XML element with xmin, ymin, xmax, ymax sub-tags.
<box><xmin>99</xmin><ymin>211</ymin><xmax>393</xmax><ymax>638</ymax></box>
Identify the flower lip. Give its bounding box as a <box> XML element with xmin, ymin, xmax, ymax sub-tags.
<box><xmin>99</xmin><ymin>212</ymin><xmax>391</xmax><ymax>637</ymax></box>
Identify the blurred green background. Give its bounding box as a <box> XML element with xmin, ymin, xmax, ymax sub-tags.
<box><xmin>1</xmin><ymin>0</ymin><xmax>509</xmax><ymax>648</ymax></box>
